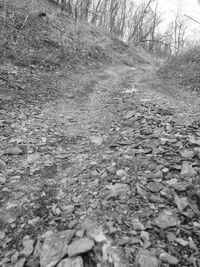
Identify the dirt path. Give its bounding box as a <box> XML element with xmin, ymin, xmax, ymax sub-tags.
<box><xmin>1</xmin><ymin>63</ymin><xmax>200</xmax><ymax>266</ymax></box>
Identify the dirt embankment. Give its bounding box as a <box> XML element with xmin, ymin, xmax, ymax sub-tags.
<box><xmin>158</xmin><ymin>46</ymin><xmax>200</xmax><ymax>93</ymax></box>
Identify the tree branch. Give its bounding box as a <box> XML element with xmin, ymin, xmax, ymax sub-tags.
<box><xmin>184</xmin><ymin>14</ymin><xmax>200</xmax><ymax>25</ymax></box>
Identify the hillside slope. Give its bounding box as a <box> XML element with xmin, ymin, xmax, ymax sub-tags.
<box><xmin>0</xmin><ymin>0</ymin><xmax>150</xmax><ymax>110</ymax></box>
<box><xmin>158</xmin><ymin>46</ymin><xmax>200</xmax><ymax>92</ymax></box>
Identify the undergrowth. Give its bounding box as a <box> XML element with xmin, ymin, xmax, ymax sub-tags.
<box><xmin>158</xmin><ymin>46</ymin><xmax>200</xmax><ymax>92</ymax></box>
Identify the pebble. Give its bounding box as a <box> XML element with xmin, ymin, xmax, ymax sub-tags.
<box><xmin>0</xmin><ymin>174</ymin><xmax>6</xmax><ymax>184</ymax></box>
<box><xmin>174</xmin><ymin>195</ymin><xmax>188</xmax><ymax>212</ymax></box>
<box><xmin>90</xmin><ymin>136</ymin><xmax>103</xmax><ymax>146</ymax></box>
<box><xmin>193</xmin><ymin>222</ymin><xmax>200</xmax><ymax>228</ymax></box>
<box><xmin>160</xmin><ymin>252</ymin><xmax>179</xmax><ymax>265</ymax></box>
<box><xmin>20</xmin><ymin>236</ymin><xmax>35</xmax><ymax>256</ymax></box>
<box><xmin>154</xmin><ymin>210</ymin><xmax>178</xmax><ymax>229</ymax></box>
<box><xmin>160</xmin><ymin>187</ymin><xmax>173</xmax><ymax>200</ymax></box>
<box><xmin>107</xmin><ymin>166</ymin><xmax>116</xmax><ymax>175</ymax></box>
<box><xmin>175</xmin><ymin>238</ymin><xmax>189</xmax><ymax>247</ymax></box>
<box><xmin>141</xmin><ymin>231</ymin><xmax>151</xmax><ymax>248</ymax></box>
<box><xmin>15</xmin><ymin>258</ymin><xmax>26</xmax><ymax>267</ymax></box>
<box><xmin>135</xmin><ymin>249</ymin><xmax>159</xmax><ymax>267</ymax></box>
<box><xmin>149</xmin><ymin>196</ymin><xmax>164</xmax><ymax>204</ymax></box>
<box><xmin>68</xmin><ymin>219</ymin><xmax>78</xmax><ymax>229</ymax></box>
<box><xmin>140</xmin><ymin>231</ymin><xmax>150</xmax><ymax>242</ymax></box>
<box><xmin>57</xmin><ymin>256</ymin><xmax>83</xmax><ymax>267</ymax></box>
<box><xmin>116</xmin><ymin>169</ymin><xmax>127</xmax><ymax>177</ymax></box>
<box><xmin>146</xmin><ymin>182</ymin><xmax>162</xmax><ymax>193</ymax></box>
<box><xmin>173</xmin><ymin>182</ymin><xmax>192</xmax><ymax>192</ymax></box>
<box><xmin>181</xmin><ymin>161</ymin><xmax>197</xmax><ymax>177</ymax></box>
<box><xmin>28</xmin><ymin>217</ymin><xmax>41</xmax><ymax>226</ymax></box>
<box><xmin>75</xmin><ymin>230</ymin><xmax>85</xmax><ymax>238</ymax></box>
<box><xmin>61</xmin><ymin>204</ymin><xmax>75</xmax><ymax>214</ymax></box>
<box><xmin>0</xmin><ymin>230</ymin><xmax>6</xmax><ymax>239</ymax></box>
<box><xmin>106</xmin><ymin>183</ymin><xmax>130</xmax><ymax>199</ymax></box>
<box><xmin>11</xmin><ymin>251</ymin><xmax>19</xmax><ymax>264</ymax></box>
<box><xmin>27</xmin><ymin>153</ymin><xmax>40</xmax><ymax>163</ymax></box>
<box><xmin>132</xmin><ymin>219</ymin><xmax>145</xmax><ymax>231</ymax></box>
<box><xmin>103</xmin><ymin>244</ymin><xmax>129</xmax><ymax>267</ymax></box>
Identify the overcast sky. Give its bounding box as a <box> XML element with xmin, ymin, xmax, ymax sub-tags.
<box><xmin>153</xmin><ymin>0</ymin><xmax>200</xmax><ymax>39</ymax></box>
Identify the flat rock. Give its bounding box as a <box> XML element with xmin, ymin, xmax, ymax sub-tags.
<box><xmin>175</xmin><ymin>238</ymin><xmax>189</xmax><ymax>247</ymax></box>
<box><xmin>160</xmin><ymin>187</ymin><xmax>173</xmax><ymax>200</ymax></box>
<box><xmin>27</xmin><ymin>153</ymin><xmax>40</xmax><ymax>163</ymax></box>
<box><xmin>15</xmin><ymin>258</ymin><xmax>26</xmax><ymax>267</ymax></box>
<box><xmin>189</xmin><ymin>136</ymin><xmax>200</xmax><ymax>146</ymax></box>
<box><xmin>84</xmin><ymin>221</ymin><xmax>107</xmax><ymax>243</ymax></box>
<box><xmin>124</xmin><ymin>110</ymin><xmax>135</xmax><ymax>119</ymax></box>
<box><xmin>106</xmin><ymin>183</ymin><xmax>130</xmax><ymax>199</ymax></box>
<box><xmin>68</xmin><ymin>238</ymin><xmax>94</xmax><ymax>257</ymax></box>
<box><xmin>40</xmin><ymin>230</ymin><xmax>75</xmax><ymax>267</ymax></box>
<box><xmin>68</xmin><ymin>219</ymin><xmax>78</xmax><ymax>229</ymax></box>
<box><xmin>132</xmin><ymin>219</ymin><xmax>145</xmax><ymax>231</ymax></box>
<box><xmin>107</xmin><ymin>166</ymin><xmax>116</xmax><ymax>175</ymax></box>
<box><xmin>159</xmin><ymin>252</ymin><xmax>179</xmax><ymax>265</ymax></box>
<box><xmin>61</xmin><ymin>204</ymin><xmax>75</xmax><ymax>215</ymax></box>
<box><xmin>103</xmin><ymin>244</ymin><xmax>129</xmax><ymax>267</ymax></box>
<box><xmin>116</xmin><ymin>169</ymin><xmax>127</xmax><ymax>177</ymax></box>
<box><xmin>0</xmin><ymin>174</ymin><xmax>6</xmax><ymax>183</ymax></box>
<box><xmin>181</xmin><ymin>161</ymin><xmax>197</xmax><ymax>177</ymax></box>
<box><xmin>173</xmin><ymin>182</ymin><xmax>192</xmax><ymax>192</ymax></box>
<box><xmin>154</xmin><ymin>210</ymin><xmax>178</xmax><ymax>229</ymax></box>
<box><xmin>75</xmin><ymin>230</ymin><xmax>85</xmax><ymax>238</ymax></box>
<box><xmin>135</xmin><ymin>249</ymin><xmax>159</xmax><ymax>267</ymax></box>
<box><xmin>141</xmin><ymin>231</ymin><xmax>151</xmax><ymax>248</ymax></box>
<box><xmin>149</xmin><ymin>195</ymin><xmax>164</xmax><ymax>204</ymax></box>
<box><xmin>180</xmin><ymin>150</ymin><xmax>194</xmax><ymax>159</ymax></box>
<box><xmin>146</xmin><ymin>182</ymin><xmax>162</xmax><ymax>193</ymax></box>
<box><xmin>174</xmin><ymin>195</ymin><xmax>188</xmax><ymax>212</ymax></box>
<box><xmin>28</xmin><ymin>217</ymin><xmax>41</xmax><ymax>226</ymax></box>
<box><xmin>0</xmin><ymin>230</ymin><xmax>6</xmax><ymax>239</ymax></box>
<box><xmin>20</xmin><ymin>236</ymin><xmax>35</xmax><ymax>256</ymax></box>
<box><xmin>57</xmin><ymin>256</ymin><xmax>83</xmax><ymax>267</ymax></box>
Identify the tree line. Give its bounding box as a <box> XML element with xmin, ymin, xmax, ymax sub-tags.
<box><xmin>52</xmin><ymin>0</ymin><xmax>192</xmax><ymax>57</ymax></box>
<box><xmin>2</xmin><ymin>0</ymin><xmax>192</xmax><ymax>57</ymax></box>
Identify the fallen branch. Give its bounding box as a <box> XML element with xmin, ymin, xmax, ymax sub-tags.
<box><xmin>184</xmin><ymin>14</ymin><xmax>200</xmax><ymax>25</ymax></box>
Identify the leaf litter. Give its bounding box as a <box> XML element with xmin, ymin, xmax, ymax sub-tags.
<box><xmin>0</xmin><ymin>64</ymin><xmax>200</xmax><ymax>267</ymax></box>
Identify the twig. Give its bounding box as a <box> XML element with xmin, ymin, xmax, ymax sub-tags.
<box><xmin>0</xmin><ymin>75</ymin><xmax>24</xmax><ymax>90</ymax></box>
<box><xmin>14</xmin><ymin>0</ymin><xmax>37</xmax><ymax>47</ymax></box>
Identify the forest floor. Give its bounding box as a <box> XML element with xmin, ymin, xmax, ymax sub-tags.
<box><xmin>1</xmin><ymin>61</ymin><xmax>200</xmax><ymax>267</ymax></box>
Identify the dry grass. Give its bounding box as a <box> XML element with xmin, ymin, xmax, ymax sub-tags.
<box><xmin>158</xmin><ymin>46</ymin><xmax>200</xmax><ymax>92</ymax></box>
<box><xmin>0</xmin><ymin>0</ymin><xmax>150</xmax><ymax>109</ymax></box>
<box><xmin>0</xmin><ymin>0</ymin><xmax>148</xmax><ymax>71</ymax></box>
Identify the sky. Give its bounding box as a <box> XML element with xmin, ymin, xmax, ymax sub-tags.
<box><xmin>152</xmin><ymin>0</ymin><xmax>200</xmax><ymax>39</ymax></box>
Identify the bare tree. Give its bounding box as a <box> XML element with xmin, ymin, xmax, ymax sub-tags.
<box><xmin>171</xmin><ymin>5</ymin><xmax>188</xmax><ymax>55</ymax></box>
<box><xmin>126</xmin><ymin>0</ymin><xmax>162</xmax><ymax>48</ymax></box>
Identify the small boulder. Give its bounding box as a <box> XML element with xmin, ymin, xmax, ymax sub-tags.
<box><xmin>68</xmin><ymin>238</ymin><xmax>94</xmax><ymax>257</ymax></box>
<box><xmin>40</xmin><ymin>230</ymin><xmax>75</xmax><ymax>267</ymax></box>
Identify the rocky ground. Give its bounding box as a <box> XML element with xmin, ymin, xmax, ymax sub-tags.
<box><xmin>0</xmin><ymin>62</ymin><xmax>200</xmax><ymax>267</ymax></box>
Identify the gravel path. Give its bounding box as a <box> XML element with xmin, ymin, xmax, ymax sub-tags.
<box><xmin>1</xmin><ymin>64</ymin><xmax>200</xmax><ymax>266</ymax></box>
